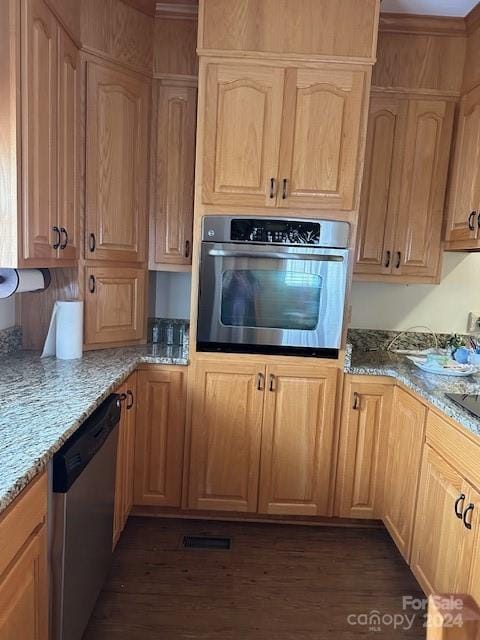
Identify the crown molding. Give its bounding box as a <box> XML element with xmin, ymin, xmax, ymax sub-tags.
<box><xmin>379</xmin><ymin>12</ymin><xmax>467</xmax><ymax>36</ymax></box>
<box><xmin>155</xmin><ymin>2</ymin><xmax>198</xmax><ymax>18</ymax></box>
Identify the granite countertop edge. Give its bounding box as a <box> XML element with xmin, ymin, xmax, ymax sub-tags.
<box><xmin>344</xmin><ymin>344</ymin><xmax>480</xmax><ymax>438</ymax></box>
<box><xmin>0</xmin><ymin>348</ymin><xmax>188</xmax><ymax>516</ymax></box>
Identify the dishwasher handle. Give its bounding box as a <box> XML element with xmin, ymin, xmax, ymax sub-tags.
<box><xmin>52</xmin><ymin>394</ymin><xmax>122</xmax><ymax>493</ymax></box>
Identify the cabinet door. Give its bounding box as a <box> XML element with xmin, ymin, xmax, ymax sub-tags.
<box><xmin>0</xmin><ymin>527</ymin><xmax>48</xmax><ymax>640</ymax></box>
<box><xmin>86</xmin><ymin>61</ymin><xmax>149</xmax><ymax>262</ymax></box>
<box><xmin>394</xmin><ymin>99</ymin><xmax>454</xmax><ymax>278</ymax></box>
<box><xmin>383</xmin><ymin>387</ymin><xmax>426</xmax><ymax>561</ymax></box>
<box><xmin>151</xmin><ymin>82</ymin><xmax>196</xmax><ymax>266</ymax></box>
<box><xmin>202</xmin><ymin>63</ymin><xmax>284</xmax><ymax>207</ymax></box>
<box><xmin>84</xmin><ymin>266</ymin><xmax>146</xmax><ymax>346</ymax></box>
<box><xmin>134</xmin><ymin>368</ymin><xmax>186</xmax><ymax>507</ymax></box>
<box><xmin>411</xmin><ymin>445</ymin><xmax>476</xmax><ymax>595</ymax></box>
<box><xmin>355</xmin><ymin>96</ymin><xmax>407</xmax><ymax>275</ymax></box>
<box><xmin>188</xmin><ymin>360</ymin><xmax>265</xmax><ymax>512</ymax></box>
<box><xmin>468</xmin><ymin>487</ymin><xmax>480</xmax><ymax>604</ymax></box>
<box><xmin>445</xmin><ymin>84</ymin><xmax>480</xmax><ymax>244</ymax></box>
<box><xmin>336</xmin><ymin>379</ymin><xmax>393</xmax><ymax>519</ymax></box>
<box><xmin>22</xmin><ymin>0</ymin><xmax>58</xmax><ymax>261</ymax></box>
<box><xmin>113</xmin><ymin>382</ymin><xmax>128</xmax><ymax>547</ymax></box>
<box><xmin>258</xmin><ymin>365</ymin><xmax>338</xmax><ymax>516</ymax></box>
<box><xmin>278</xmin><ymin>66</ymin><xmax>366</xmax><ymax>210</ymax></box>
<box><xmin>56</xmin><ymin>26</ymin><xmax>79</xmax><ymax>261</ymax></box>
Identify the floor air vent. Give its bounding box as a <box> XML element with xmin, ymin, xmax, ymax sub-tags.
<box><xmin>182</xmin><ymin>536</ymin><xmax>231</xmax><ymax>550</ymax></box>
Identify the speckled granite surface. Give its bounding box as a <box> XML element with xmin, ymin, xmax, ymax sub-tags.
<box><xmin>0</xmin><ymin>326</ymin><xmax>22</xmax><ymax>355</ymax></box>
<box><xmin>0</xmin><ymin>343</ymin><xmax>188</xmax><ymax>515</ymax></box>
<box><xmin>345</xmin><ymin>348</ymin><xmax>480</xmax><ymax>437</ymax></box>
<box><xmin>347</xmin><ymin>328</ymin><xmax>466</xmax><ymax>351</ymax></box>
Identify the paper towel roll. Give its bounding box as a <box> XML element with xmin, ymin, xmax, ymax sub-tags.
<box><xmin>41</xmin><ymin>301</ymin><xmax>84</xmax><ymax>360</ymax></box>
<box><xmin>0</xmin><ymin>268</ymin><xmax>51</xmax><ymax>298</ymax></box>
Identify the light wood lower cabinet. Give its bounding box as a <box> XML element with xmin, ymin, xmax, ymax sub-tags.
<box><xmin>187</xmin><ymin>359</ymin><xmax>338</xmax><ymax>516</ymax></box>
<box><xmin>336</xmin><ymin>377</ymin><xmax>393</xmax><ymax>519</ymax></box>
<box><xmin>134</xmin><ymin>368</ymin><xmax>186</xmax><ymax>507</ymax></box>
<box><xmin>113</xmin><ymin>373</ymin><xmax>137</xmax><ymax>547</ymax></box>
<box><xmin>84</xmin><ymin>266</ymin><xmax>147</xmax><ymax>347</ymax></box>
<box><xmin>258</xmin><ymin>364</ymin><xmax>338</xmax><ymax>516</ymax></box>
<box><xmin>410</xmin><ymin>444</ymin><xmax>478</xmax><ymax>595</ymax></box>
<box><xmin>382</xmin><ymin>387</ymin><xmax>426</xmax><ymax>561</ymax></box>
<box><xmin>187</xmin><ymin>360</ymin><xmax>264</xmax><ymax>512</ymax></box>
<box><xmin>0</xmin><ymin>473</ymin><xmax>48</xmax><ymax>640</ymax></box>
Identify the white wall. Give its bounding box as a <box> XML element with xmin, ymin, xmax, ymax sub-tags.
<box><xmin>0</xmin><ymin>298</ymin><xmax>15</xmax><ymax>330</ymax></box>
<box><xmin>151</xmin><ymin>271</ymin><xmax>191</xmax><ymax>319</ymax></box>
<box><xmin>350</xmin><ymin>252</ymin><xmax>480</xmax><ymax>333</ymax></box>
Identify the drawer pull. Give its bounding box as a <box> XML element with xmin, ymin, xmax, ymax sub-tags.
<box><xmin>52</xmin><ymin>226</ymin><xmax>61</xmax><ymax>250</ymax></box>
<box><xmin>463</xmin><ymin>503</ymin><xmax>474</xmax><ymax>530</ymax></box>
<box><xmin>126</xmin><ymin>390</ymin><xmax>134</xmax><ymax>410</ymax></box>
<box><xmin>88</xmin><ymin>275</ymin><xmax>96</xmax><ymax>293</ymax></box>
<box><xmin>282</xmin><ymin>178</ymin><xmax>288</xmax><ymax>200</ymax></box>
<box><xmin>454</xmin><ymin>493</ymin><xmax>466</xmax><ymax>519</ymax></box>
<box><xmin>384</xmin><ymin>251</ymin><xmax>391</xmax><ymax>268</ymax></box>
<box><xmin>59</xmin><ymin>227</ymin><xmax>68</xmax><ymax>250</ymax></box>
<box><xmin>353</xmin><ymin>392</ymin><xmax>360</xmax><ymax>410</ymax></box>
<box><xmin>468</xmin><ymin>211</ymin><xmax>477</xmax><ymax>231</ymax></box>
<box><xmin>88</xmin><ymin>233</ymin><xmax>96</xmax><ymax>252</ymax></box>
<box><xmin>269</xmin><ymin>178</ymin><xmax>276</xmax><ymax>199</ymax></box>
<box><xmin>256</xmin><ymin>373</ymin><xmax>264</xmax><ymax>391</ymax></box>
<box><xmin>395</xmin><ymin>251</ymin><xmax>401</xmax><ymax>269</ymax></box>
<box><xmin>269</xmin><ymin>374</ymin><xmax>276</xmax><ymax>392</ymax></box>
<box><xmin>185</xmin><ymin>240</ymin><xmax>191</xmax><ymax>259</ymax></box>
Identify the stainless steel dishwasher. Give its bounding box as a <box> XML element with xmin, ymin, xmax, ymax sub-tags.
<box><xmin>51</xmin><ymin>394</ymin><xmax>121</xmax><ymax>640</ymax></box>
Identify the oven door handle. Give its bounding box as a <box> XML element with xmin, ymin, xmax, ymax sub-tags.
<box><xmin>207</xmin><ymin>249</ymin><xmax>344</xmax><ymax>262</ymax></box>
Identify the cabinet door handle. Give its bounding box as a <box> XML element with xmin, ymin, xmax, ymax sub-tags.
<box><xmin>118</xmin><ymin>392</ymin><xmax>127</xmax><ymax>403</ymax></box>
<box><xmin>185</xmin><ymin>240</ymin><xmax>191</xmax><ymax>259</ymax></box>
<box><xmin>269</xmin><ymin>178</ymin><xmax>276</xmax><ymax>199</ymax></box>
<box><xmin>52</xmin><ymin>226</ymin><xmax>61</xmax><ymax>250</ymax></box>
<box><xmin>395</xmin><ymin>251</ymin><xmax>401</xmax><ymax>269</ymax></box>
<box><xmin>256</xmin><ymin>373</ymin><xmax>265</xmax><ymax>391</ymax></box>
<box><xmin>463</xmin><ymin>503</ymin><xmax>474</xmax><ymax>530</ymax></box>
<box><xmin>59</xmin><ymin>227</ymin><xmax>68</xmax><ymax>250</ymax></box>
<box><xmin>88</xmin><ymin>233</ymin><xmax>96</xmax><ymax>252</ymax></box>
<box><xmin>282</xmin><ymin>178</ymin><xmax>288</xmax><ymax>200</ymax></box>
<box><xmin>468</xmin><ymin>211</ymin><xmax>477</xmax><ymax>231</ymax></box>
<box><xmin>477</xmin><ymin>212</ymin><xmax>480</xmax><ymax>230</ymax></box>
<box><xmin>454</xmin><ymin>493</ymin><xmax>466</xmax><ymax>519</ymax></box>
<box><xmin>126</xmin><ymin>390</ymin><xmax>134</xmax><ymax>410</ymax></box>
<box><xmin>352</xmin><ymin>392</ymin><xmax>360</xmax><ymax>410</ymax></box>
<box><xmin>268</xmin><ymin>374</ymin><xmax>276</xmax><ymax>392</ymax></box>
<box><xmin>88</xmin><ymin>275</ymin><xmax>96</xmax><ymax>293</ymax></box>
<box><xmin>384</xmin><ymin>251</ymin><xmax>391</xmax><ymax>268</ymax></box>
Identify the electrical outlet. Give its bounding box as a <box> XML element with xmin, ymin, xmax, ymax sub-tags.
<box><xmin>467</xmin><ymin>312</ymin><xmax>480</xmax><ymax>333</ymax></box>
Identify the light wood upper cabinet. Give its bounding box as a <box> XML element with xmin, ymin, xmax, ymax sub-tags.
<box><xmin>395</xmin><ymin>99</ymin><xmax>454</xmax><ymax>278</ymax></box>
<box><xmin>113</xmin><ymin>373</ymin><xmax>137</xmax><ymax>548</ymax></box>
<box><xmin>134</xmin><ymin>368</ymin><xmax>186</xmax><ymax>507</ymax></box>
<box><xmin>150</xmin><ymin>81</ymin><xmax>197</xmax><ymax>267</ymax></box>
<box><xmin>85</xmin><ymin>61</ymin><xmax>150</xmax><ymax>262</ymax></box>
<box><xmin>187</xmin><ymin>359</ymin><xmax>265</xmax><ymax>512</ymax></box>
<box><xmin>356</xmin><ymin>96</ymin><xmax>454</xmax><ymax>281</ymax></box>
<box><xmin>383</xmin><ymin>387</ymin><xmax>426</xmax><ymax>562</ymax></box>
<box><xmin>202</xmin><ymin>63</ymin><xmax>285</xmax><ymax>208</ymax></box>
<box><xmin>356</xmin><ymin>96</ymin><xmax>407</xmax><ymax>275</ymax></box>
<box><xmin>258</xmin><ymin>365</ymin><xmax>338</xmax><ymax>516</ymax></box>
<box><xmin>201</xmin><ymin>61</ymin><xmax>368</xmax><ymax>211</ymax></box>
<box><xmin>22</xmin><ymin>0</ymin><xmax>58</xmax><ymax>262</ymax></box>
<box><xmin>444</xmin><ymin>83</ymin><xmax>480</xmax><ymax>247</ymax></box>
<box><xmin>278</xmin><ymin>67</ymin><xmax>366</xmax><ymax>210</ymax></box>
<box><xmin>0</xmin><ymin>473</ymin><xmax>48</xmax><ymax>640</ymax></box>
<box><xmin>411</xmin><ymin>445</ymin><xmax>478</xmax><ymax>596</ymax></box>
<box><xmin>84</xmin><ymin>266</ymin><xmax>146</xmax><ymax>346</ymax></box>
<box><xmin>336</xmin><ymin>378</ymin><xmax>393</xmax><ymax>519</ymax></box>
<box><xmin>57</xmin><ymin>26</ymin><xmax>80</xmax><ymax>260</ymax></box>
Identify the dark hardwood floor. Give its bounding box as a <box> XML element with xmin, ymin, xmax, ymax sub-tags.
<box><xmin>83</xmin><ymin>517</ymin><xmax>425</xmax><ymax>639</ymax></box>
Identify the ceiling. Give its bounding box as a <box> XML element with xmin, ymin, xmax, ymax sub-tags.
<box><xmin>381</xmin><ymin>0</ymin><xmax>478</xmax><ymax>16</ymax></box>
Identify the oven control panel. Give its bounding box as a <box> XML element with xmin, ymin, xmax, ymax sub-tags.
<box><xmin>230</xmin><ymin>219</ymin><xmax>321</xmax><ymax>245</ymax></box>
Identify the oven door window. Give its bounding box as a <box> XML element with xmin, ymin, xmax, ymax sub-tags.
<box><xmin>220</xmin><ymin>269</ymin><xmax>322</xmax><ymax>330</ymax></box>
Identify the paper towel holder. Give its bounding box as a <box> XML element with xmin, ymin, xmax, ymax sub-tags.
<box><xmin>0</xmin><ymin>268</ymin><xmax>51</xmax><ymax>298</ymax></box>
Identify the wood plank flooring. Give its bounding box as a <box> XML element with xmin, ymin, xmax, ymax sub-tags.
<box><xmin>83</xmin><ymin>517</ymin><xmax>425</xmax><ymax>639</ymax></box>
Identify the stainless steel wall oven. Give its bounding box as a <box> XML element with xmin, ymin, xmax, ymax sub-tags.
<box><xmin>197</xmin><ymin>216</ymin><xmax>350</xmax><ymax>358</ymax></box>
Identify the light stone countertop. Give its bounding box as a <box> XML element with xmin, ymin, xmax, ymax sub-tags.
<box><xmin>0</xmin><ymin>343</ymin><xmax>188</xmax><ymax>515</ymax></box>
<box><xmin>345</xmin><ymin>346</ymin><xmax>480</xmax><ymax>437</ymax></box>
